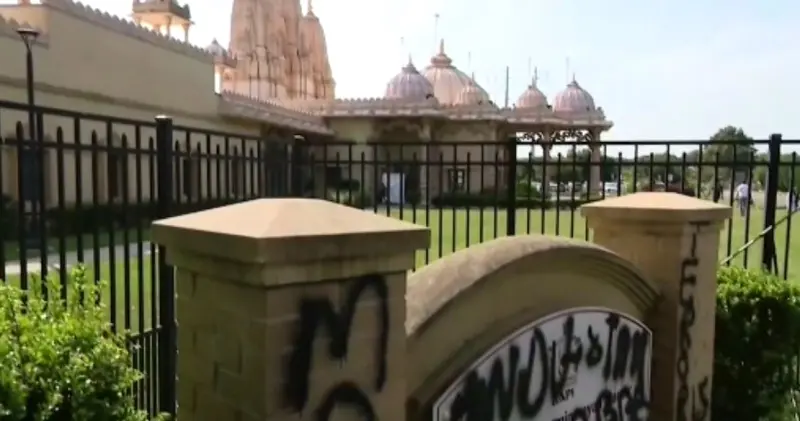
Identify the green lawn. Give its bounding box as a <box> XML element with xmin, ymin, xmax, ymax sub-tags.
<box><xmin>2</xmin><ymin>228</ymin><xmax>150</xmax><ymax>262</ymax></box>
<box><xmin>4</xmin><ymin>206</ymin><xmax>798</xmax><ymax>331</ymax></box>
<box><xmin>3</xmin><ymin>257</ymin><xmax>156</xmax><ymax>334</ymax></box>
<box><xmin>377</xmin><ymin>207</ymin><xmax>800</xmax><ymax>280</ymax></box>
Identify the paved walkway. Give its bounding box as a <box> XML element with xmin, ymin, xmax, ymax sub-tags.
<box><xmin>4</xmin><ymin>242</ymin><xmax>153</xmax><ymax>276</ymax></box>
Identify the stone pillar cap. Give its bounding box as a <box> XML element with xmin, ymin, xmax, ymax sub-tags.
<box><xmin>152</xmin><ymin>198</ymin><xmax>430</xmax><ymax>264</ymax></box>
<box><xmin>581</xmin><ymin>192</ymin><xmax>731</xmax><ymax>224</ymax></box>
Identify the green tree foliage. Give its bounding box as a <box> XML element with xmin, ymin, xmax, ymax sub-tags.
<box><xmin>704</xmin><ymin>126</ymin><xmax>757</xmax><ymax>183</ymax></box>
<box><xmin>514</xmin><ymin>126</ymin><xmax>800</xmax><ymax>194</ymax></box>
<box><xmin>517</xmin><ymin>148</ymin><xmax>620</xmax><ymax>183</ymax></box>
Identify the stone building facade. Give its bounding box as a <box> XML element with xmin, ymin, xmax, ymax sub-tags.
<box><xmin>0</xmin><ymin>0</ymin><xmax>612</xmax><ymax>206</ymax></box>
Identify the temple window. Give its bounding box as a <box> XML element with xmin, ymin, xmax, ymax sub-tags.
<box><xmin>181</xmin><ymin>151</ymin><xmax>200</xmax><ymax>200</ymax></box>
<box><xmin>107</xmin><ymin>149</ymin><xmax>124</xmax><ymax>200</ymax></box>
<box><xmin>448</xmin><ymin>168</ymin><xmax>466</xmax><ymax>192</ymax></box>
<box><xmin>230</xmin><ymin>147</ymin><xmax>245</xmax><ymax>197</ymax></box>
<box><xmin>107</xmin><ymin>134</ymin><xmax>128</xmax><ymax>201</ymax></box>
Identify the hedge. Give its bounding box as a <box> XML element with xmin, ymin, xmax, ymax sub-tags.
<box><xmin>430</xmin><ymin>192</ymin><xmax>594</xmax><ymax>209</ymax></box>
<box><xmin>713</xmin><ymin>267</ymin><xmax>800</xmax><ymax>421</ymax></box>
<box><xmin>0</xmin><ymin>267</ymin><xmax>168</xmax><ymax>420</ymax></box>
<box><xmin>0</xmin><ymin>197</ymin><xmax>239</xmax><ymax>240</ymax></box>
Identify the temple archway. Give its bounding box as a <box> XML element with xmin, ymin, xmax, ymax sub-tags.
<box><xmin>405</xmin><ymin>235</ymin><xmax>660</xmax><ymax>420</ymax></box>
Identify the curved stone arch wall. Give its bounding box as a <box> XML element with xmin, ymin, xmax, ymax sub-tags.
<box><xmin>404</xmin><ymin>235</ymin><xmax>660</xmax><ymax>418</ymax></box>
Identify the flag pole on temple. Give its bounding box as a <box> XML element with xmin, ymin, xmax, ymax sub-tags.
<box><xmin>433</xmin><ymin>13</ymin><xmax>440</xmax><ymax>53</ymax></box>
<box><xmin>503</xmin><ymin>65</ymin><xmax>510</xmax><ymax>108</ymax></box>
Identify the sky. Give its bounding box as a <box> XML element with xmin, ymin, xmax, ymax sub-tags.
<box><xmin>10</xmin><ymin>0</ymin><xmax>800</xmax><ymax>147</ymax></box>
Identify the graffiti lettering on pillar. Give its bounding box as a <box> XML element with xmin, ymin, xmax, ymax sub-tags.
<box><xmin>432</xmin><ymin>308</ymin><xmax>652</xmax><ymax>421</ymax></box>
<box><xmin>677</xmin><ymin>225</ymin><xmax>711</xmax><ymax>421</ymax></box>
<box><xmin>283</xmin><ymin>274</ymin><xmax>389</xmax><ymax>421</ymax></box>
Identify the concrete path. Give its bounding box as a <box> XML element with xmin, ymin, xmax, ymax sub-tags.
<box><xmin>4</xmin><ymin>242</ymin><xmax>153</xmax><ymax>276</ymax></box>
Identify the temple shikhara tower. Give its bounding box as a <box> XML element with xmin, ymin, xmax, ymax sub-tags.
<box><xmin>0</xmin><ymin>0</ymin><xmax>613</xmax><ymax>202</ymax></box>
<box><xmin>222</xmin><ymin>0</ymin><xmax>334</xmax><ymax>100</ymax></box>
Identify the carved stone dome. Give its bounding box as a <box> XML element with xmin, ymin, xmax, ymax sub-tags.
<box><xmin>455</xmin><ymin>78</ymin><xmax>491</xmax><ymax>106</ymax></box>
<box><xmin>421</xmin><ymin>40</ymin><xmax>488</xmax><ymax>106</ymax></box>
<box><xmin>384</xmin><ymin>59</ymin><xmax>434</xmax><ymax>100</ymax></box>
<box><xmin>207</xmin><ymin>38</ymin><xmax>227</xmax><ymax>56</ymax></box>
<box><xmin>516</xmin><ymin>76</ymin><xmax>548</xmax><ymax>110</ymax></box>
<box><xmin>552</xmin><ymin>78</ymin><xmax>596</xmax><ymax>113</ymax></box>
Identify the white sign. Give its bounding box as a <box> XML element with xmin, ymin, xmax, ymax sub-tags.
<box><xmin>432</xmin><ymin>307</ymin><xmax>652</xmax><ymax>421</ymax></box>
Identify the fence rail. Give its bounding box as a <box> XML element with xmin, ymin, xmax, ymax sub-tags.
<box><xmin>1</xmin><ymin>99</ymin><xmax>799</xmax><ymax>417</ymax></box>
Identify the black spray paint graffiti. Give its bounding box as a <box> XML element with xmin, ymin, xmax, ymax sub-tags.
<box><xmin>676</xmin><ymin>225</ymin><xmax>711</xmax><ymax>421</ymax></box>
<box><xmin>447</xmin><ymin>313</ymin><xmax>650</xmax><ymax>421</ymax></box>
<box><xmin>283</xmin><ymin>274</ymin><xmax>389</xmax><ymax>421</ymax></box>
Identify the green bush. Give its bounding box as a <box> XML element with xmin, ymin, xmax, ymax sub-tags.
<box><xmin>0</xmin><ymin>194</ymin><xmax>19</xmax><ymax>240</ymax></box>
<box><xmin>0</xmin><ymin>267</ymin><xmax>162</xmax><ymax>421</ymax></box>
<box><xmin>44</xmin><ymin>198</ymin><xmax>236</xmax><ymax>236</ymax></box>
<box><xmin>326</xmin><ymin>189</ymin><xmax>376</xmax><ymax>208</ymax></box>
<box><xmin>515</xmin><ymin>182</ymin><xmax>543</xmax><ymax>199</ymax></box>
<box><xmin>713</xmin><ymin>267</ymin><xmax>800</xmax><ymax>421</ymax></box>
<box><xmin>430</xmin><ymin>192</ymin><xmax>592</xmax><ymax>209</ymax></box>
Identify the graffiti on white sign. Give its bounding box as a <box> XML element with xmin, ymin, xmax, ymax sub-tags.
<box><xmin>432</xmin><ymin>307</ymin><xmax>652</xmax><ymax>421</ymax></box>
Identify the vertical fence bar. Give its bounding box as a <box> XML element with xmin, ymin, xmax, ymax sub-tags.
<box><xmin>35</xmin><ymin>111</ymin><xmax>47</xmax><ymax>279</ymax></box>
<box><xmin>15</xmin><ymin>123</ymin><xmax>28</xmax><ymax>287</ymax></box>
<box><xmin>291</xmin><ymin>136</ymin><xmax>303</xmax><ymax>196</ymax></box>
<box><xmin>155</xmin><ymin>115</ymin><xmax>176</xmax><ymax>416</ymax></box>
<box><xmin>762</xmin><ymin>133</ymin><xmax>782</xmax><ymax>273</ymax></box>
<box><xmin>505</xmin><ymin>134</ymin><xmax>517</xmax><ymax>236</ymax></box>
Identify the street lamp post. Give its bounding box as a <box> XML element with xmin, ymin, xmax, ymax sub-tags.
<box><xmin>16</xmin><ymin>27</ymin><xmax>42</xmax><ymax>271</ymax></box>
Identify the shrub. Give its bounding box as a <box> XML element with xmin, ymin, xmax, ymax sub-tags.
<box><xmin>713</xmin><ymin>267</ymin><xmax>800</xmax><ymax>421</ymax></box>
<box><xmin>430</xmin><ymin>191</ymin><xmax>592</xmax><ymax>209</ymax></box>
<box><xmin>0</xmin><ymin>267</ymin><xmax>162</xmax><ymax>421</ymax></box>
<box><xmin>0</xmin><ymin>194</ymin><xmax>19</xmax><ymax>239</ymax></box>
<box><xmin>515</xmin><ymin>182</ymin><xmax>542</xmax><ymax>199</ymax></box>
<box><xmin>44</xmin><ymin>198</ymin><xmax>237</xmax><ymax>237</ymax></box>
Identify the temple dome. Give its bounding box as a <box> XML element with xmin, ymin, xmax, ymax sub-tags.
<box><xmin>421</xmin><ymin>39</ymin><xmax>488</xmax><ymax>106</ymax></box>
<box><xmin>455</xmin><ymin>78</ymin><xmax>491</xmax><ymax>106</ymax></box>
<box><xmin>516</xmin><ymin>74</ymin><xmax>548</xmax><ymax>110</ymax></box>
<box><xmin>206</xmin><ymin>39</ymin><xmax>226</xmax><ymax>56</ymax></box>
<box><xmin>552</xmin><ymin>78</ymin><xmax>596</xmax><ymax>113</ymax></box>
<box><xmin>385</xmin><ymin>59</ymin><xmax>434</xmax><ymax>100</ymax></box>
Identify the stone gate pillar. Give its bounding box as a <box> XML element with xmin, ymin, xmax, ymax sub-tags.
<box><xmin>152</xmin><ymin>198</ymin><xmax>429</xmax><ymax>421</ymax></box>
<box><xmin>581</xmin><ymin>192</ymin><xmax>731</xmax><ymax>421</ymax></box>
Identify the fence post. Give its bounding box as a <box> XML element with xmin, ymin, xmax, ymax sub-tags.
<box><xmin>762</xmin><ymin>133</ymin><xmax>782</xmax><ymax>273</ymax></box>
<box><xmin>154</xmin><ymin>115</ymin><xmax>177</xmax><ymax>416</ymax></box>
<box><xmin>291</xmin><ymin>134</ymin><xmax>304</xmax><ymax>196</ymax></box>
<box><xmin>505</xmin><ymin>134</ymin><xmax>518</xmax><ymax>236</ymax></box>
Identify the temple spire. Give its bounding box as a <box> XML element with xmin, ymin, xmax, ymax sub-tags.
<box><xmin>439</xmin><ymin>38</ymin><xmax>445</xmax><ymax>55</ymax></box>
<box><xmin>307</xmin><ymin>0</ymin><xmax>313</xmax><ymax>15</ymax></box>
<box><xmin>532</xmin><ymin>67</ymin><xmax>538</xmax><ymax>86</ymax></box>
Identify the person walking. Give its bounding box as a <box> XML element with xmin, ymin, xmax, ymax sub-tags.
<box><xmin>735</xmin><ymin>181</ymin><xmax>750</xmax><ymax>216</ymax></box>
<box><xmin>713</xmin><ymin>183</ymin><xmax>723</xmax><ymax>203</ymax></box>
<box><xmin>789</xmin><ymin>188</ymin><xmax>799</xmax><ymax>212</ymax></box>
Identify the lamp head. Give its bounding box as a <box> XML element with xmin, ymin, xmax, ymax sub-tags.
<box><xmin>16</xmin><ymin>27</ymin><xmax>40</xmax><ymax>43</ymax></box>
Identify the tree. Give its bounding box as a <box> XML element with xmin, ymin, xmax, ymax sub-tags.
<box><xmin>633</xmin><ymin>152</ymin><xmax>685</xmax><ymax>184</ymax></box>
<box><xmin>705</xmin><ymin>126</ymin><xmax>757</xmax><ymax>184</ymax></box>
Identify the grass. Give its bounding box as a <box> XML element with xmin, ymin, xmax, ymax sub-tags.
<box><xmin>3</xmin><ymin>206</ymin><xmax>798</xmax><ymax>331</ymax></box>
<box><xmin>2</xmin><ymin>228</ymin><xmax>150</xmax><ymax>262</ymax></box>
<box><xmin>377</xmin><ymin>206</ymin><xmax>800</xmax><ymax>280</ymax></box>
<box><xmin>3</xmin><ymin>256</ymin><xmax>156</xmax><ymax>334</ymax></box>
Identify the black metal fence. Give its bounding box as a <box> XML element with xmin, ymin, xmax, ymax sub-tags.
<box><xmin>1</xmin><ymin>98</ymin><xmax>799</xmax><ymax>417</ymax></box>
